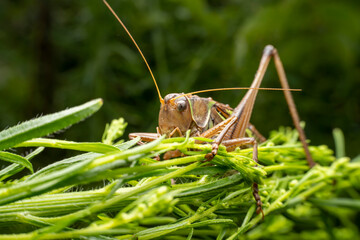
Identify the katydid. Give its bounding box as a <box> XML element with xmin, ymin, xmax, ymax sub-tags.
<box><xmin>103</xmin><ymin>0</ymin><xmax>315</xmax><ymax>217</ymax></box>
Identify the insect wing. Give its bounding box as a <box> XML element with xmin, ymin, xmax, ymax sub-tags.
<box><xmin>188</xmin><ymin>96</ymin><xmax>215</xmax><ymax>129</ymax></box>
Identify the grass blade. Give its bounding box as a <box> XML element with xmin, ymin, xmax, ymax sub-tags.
<box><xmin>16</xmin><ymin>138</ymin><xmax>119</xmax><ymax>153</ymax></box>
<box><xmin>333</xmin><ymin>128</ymin><xmax>345</xmax><ymax>158</ymax></box>
<box><xmin>0</xmin><ymin>147</ymin><xmax>44</xmax><ymax>180</ymax></box>
<box><xmin>0</xmin><ymin>99</ymin><xmax>103</xmax><ymax>151</ymax></box>
<box><xmin>0</xmin><ymin>151</ymin><xmax>33</xmax><ymax>173</ymax></box>
<box><xmin>309</xmin><ymin>198</ymin><xmax>360</xmax><ymax>210</ymax></box>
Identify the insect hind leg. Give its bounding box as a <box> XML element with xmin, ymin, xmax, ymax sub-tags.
<box><xmin>269</xmin><ymin>46</ymin><xmax>315</xmax><ymax>167</ymax></box>
<box><xmin>221</xmin><ymin>45</ymin><xmax>314</xmax><ymax>167</ymax></box>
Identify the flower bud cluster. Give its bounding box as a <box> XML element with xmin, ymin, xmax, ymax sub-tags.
<box><xmin>117</xmin><ymin>186</ymin><xmax>178</xmax><ymax>223</ymax></box>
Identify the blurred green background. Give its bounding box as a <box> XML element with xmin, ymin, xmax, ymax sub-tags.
<box><xmin>0</xmin><ymin>0</ymin><xmax>359</xmax><ymax>158</ymax></box>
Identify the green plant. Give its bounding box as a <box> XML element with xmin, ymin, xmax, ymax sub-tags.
<box><xmin>0</xmin><ymin>99</ymin><xmax>358</xmax><ymax>239</ymax></box>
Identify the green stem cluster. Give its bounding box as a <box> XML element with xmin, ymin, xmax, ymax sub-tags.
<box><xmin>0</xmin><ymin>100</ymin><xmax>358</xmax><ymax>240</ymax></box>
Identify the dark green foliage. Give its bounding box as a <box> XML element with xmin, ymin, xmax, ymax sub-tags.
<box><xmin>0</xmin><ymin>0</ymin><xmax>359</xmax><ymax>158</ymax></box>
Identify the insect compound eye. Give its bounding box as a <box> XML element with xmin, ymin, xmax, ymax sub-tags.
<box><xmin>176</xmin><ymin>100</ymin><xmax>187</xmax><ymax>112</ymax></box>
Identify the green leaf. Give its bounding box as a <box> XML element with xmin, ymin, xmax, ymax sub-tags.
<box><xmin>0</xmin><ymin>99</ymin><xmax>103</xmax><ymax>151</ymax></box>
<box><xmin>176</xmin><ymin>173</ymin><xmax>244</xmax><ymax>198</ymax></box>
<box><xmin>0</xmin><ymin>147</ymin><xmax>44</xmax><ymax>181</ymax></box>
<box><xmin>16</xmin><ymin>138</ymin><xmax>119</xmax><ymax>153</ymax></box>
<box><xmin>0</xmin><ymin>151</ymin><xmax>33</xmax><ymax>173</ymax></box>
<box><xmin>309</xmin><ymin>198</ymin><xmax>360</xmax><ymax>210</ymax></box>
<box><xmin>333</xmin><ymin>128</ymin><xmax>345</xmax><ymax>158</ymax></box>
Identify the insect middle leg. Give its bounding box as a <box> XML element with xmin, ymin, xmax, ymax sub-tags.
<box><xmin>220</xmin><ymin>137</ymin><xmax>264</xmax><ymax>218</ymax></box>
<box><xmin>248</xmin><ymin>123</ymin><xmax>266</xmax><ymax>143</ymax></box>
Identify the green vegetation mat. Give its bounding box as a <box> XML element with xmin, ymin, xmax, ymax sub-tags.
<box><xmin>0</xmin><ymin>99</ymin><xmax>358</xmax><ymax>239</ymax></box>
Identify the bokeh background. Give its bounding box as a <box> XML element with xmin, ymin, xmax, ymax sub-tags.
<box><xmin>0</xmin><ymin>0</ymin><xmax>359</xmax><ymax>159</ymax></box>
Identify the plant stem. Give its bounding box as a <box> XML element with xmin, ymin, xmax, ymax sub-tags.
<box><xmin>0</xmin><ymin>162</ymin><xmax>201</xmax><ymax>240</ymax></box>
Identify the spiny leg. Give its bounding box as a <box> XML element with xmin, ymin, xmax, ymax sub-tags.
<box><xmin>201</xmin><ymin>116</ymin><xmax>236</xmax><ymax>139</ymax></box>
<box><xmin>221</xmin><ymin>137</ymin><xmax>264</xmax><ymax>218</ymax></box>
<box><xmin>204</xmin><ymin>116</ymin><xmax>238</xmax><ymax>161</ymax></box>
<box><xmin>202</xmin><ymin>45</ymin><xmax>315</xmax><ymax>217</ymax></box>
<box><xmin>205</xmin><ymin>45</ymin><xmax>314</xmax><ymax>167</ymax></box>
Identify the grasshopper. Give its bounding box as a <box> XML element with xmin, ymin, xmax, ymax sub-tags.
<box><xmin>103</xmin><ymin>0</ymin><xmax>315</xmax><ymax>217</ymax></box>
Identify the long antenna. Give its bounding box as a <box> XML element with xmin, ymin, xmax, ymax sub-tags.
<box><xmin>187</xmin><ymin>87</ymin><xmax>301</xmax><ymax>95</ymax></box>
<box><xmin>103</xmin><ymin>0</ymin><xmax>164</xmax><ymax>105</ymax></box>
<box><xmin>170</xmin><ymin>87</ymin><xmax>301</xmax><ymax>102</ymax></box>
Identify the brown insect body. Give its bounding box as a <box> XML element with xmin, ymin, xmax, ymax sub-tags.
<box><xmin>158</xmin><ymin>93</ymin><xmax>232</xmax><ymax>138</ymax></box>
<box><xmin>103</xmin><ymin>0</ymin><xmax>315</xmax><ymax>218</ymax></box>
<box><xmin>129</xmin><ymin>45</ymin><xmax>315</xmax><ymax>218</ymax></box>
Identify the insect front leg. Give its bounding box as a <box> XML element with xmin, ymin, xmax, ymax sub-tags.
<box><xmin>129</xmin><ymin>132</ymin><xmax>160</xmax><ymax>145</ymax></box>
<box><xmin>129</xmin><ymin>132</ymin><xmax>164</xmax><ymax>160</ymax></box>
<box><xmin>130</xmin><ymin>128</ymin><xmax>185</xmax><ymax>159</ymax></box>
<box><xmin>168</xmin><ymin>127</ymin><xmax>183</xmax><ymax>138</ymax></box>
